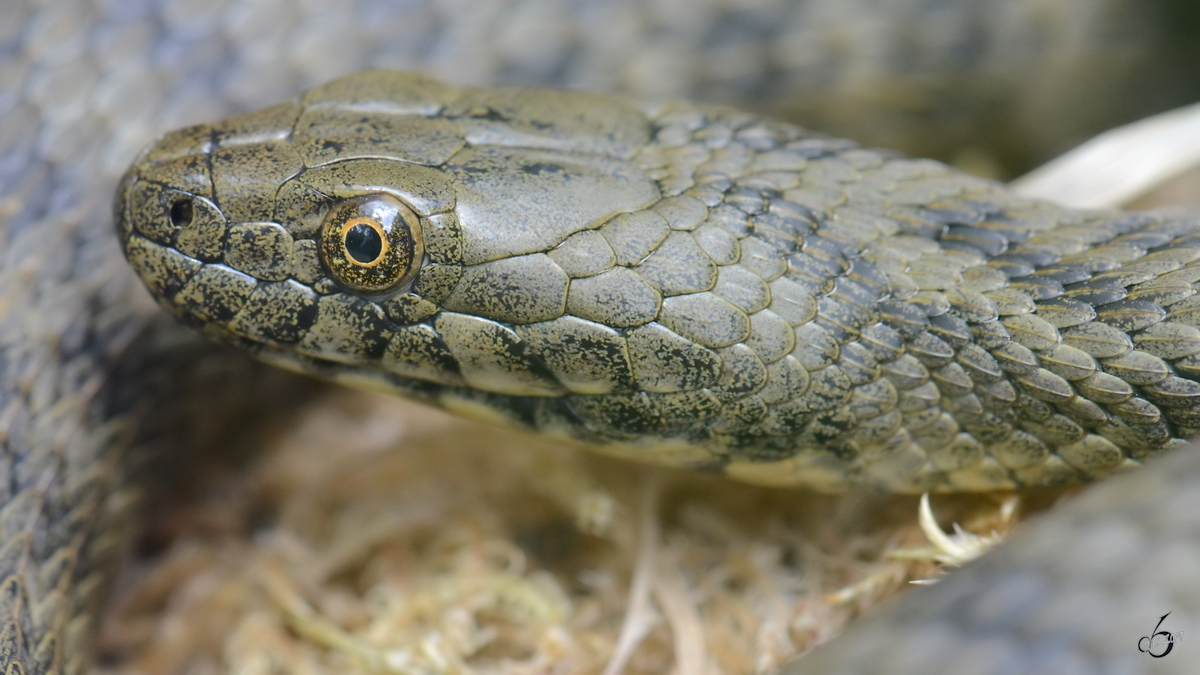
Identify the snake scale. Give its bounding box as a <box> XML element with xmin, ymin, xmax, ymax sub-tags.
<box><xmin>5</xmin><ymin>0</ymin><xmax>1200</xmax><ymax>673</ymax></box>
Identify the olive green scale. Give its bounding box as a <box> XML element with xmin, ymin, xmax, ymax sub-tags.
<box><xmin>118</xmin><ymin>71</ymin><xmax>1200</xmax><ymax>492</ymax></box>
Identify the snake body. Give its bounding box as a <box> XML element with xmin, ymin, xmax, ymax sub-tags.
<box><xmin>6</xmin><ymin>1</ymin><xmax>1200</xmax><ymax>672</ymax></box>
<box><xmin>122</xmin><ymin>71</ymin><xmax>1200</xmax><ymax>494</ymax></box>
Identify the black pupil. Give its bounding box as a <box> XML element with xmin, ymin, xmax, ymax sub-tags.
<box><xmin>168</xmin><ymin>199</ymin><xmax>193</xmax><ymax>228</ymax></box>
<box><xmin>345</xmin><ymin>223</ymin><xmax>383</xmax><ymax>264</ymax></box>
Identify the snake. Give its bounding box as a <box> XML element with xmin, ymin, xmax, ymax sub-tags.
<box><xmin>5</xmin><ymin>1</ymin><xmax>1200</xmax><ymax>673</ymax></box>
<box><xmin>119</xmin><ymin>68</ymin><xmax>1200</xmax><ymax>670</ymax></box>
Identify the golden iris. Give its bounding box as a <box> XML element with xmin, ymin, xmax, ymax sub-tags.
<box><xmin>319</xmin><ymin>193</ymin><xmax>423</xmax><ymax>294</ymax></box>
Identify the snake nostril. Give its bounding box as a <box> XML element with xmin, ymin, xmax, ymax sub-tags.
<box><xmin>168</xmin><ymin>198</ymin><xmax>194</xmax><ymax>229</ymax></box>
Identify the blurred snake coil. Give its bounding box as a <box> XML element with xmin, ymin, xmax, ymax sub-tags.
<box><xmin>5</xmin><ymin>1</ymin><xmax>1200</xmax><ymax>673</ymax></box>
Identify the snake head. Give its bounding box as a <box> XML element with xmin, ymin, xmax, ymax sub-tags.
<box><xmin>116</xmin><ymin>70</ymin><xmax>674</xmax><ymax>404</ymax></box>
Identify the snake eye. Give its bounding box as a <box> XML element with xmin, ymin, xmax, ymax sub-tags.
<box><xmin>319</xmin><ymin>193</ymin><xmax>424</xmax><ymax>294</ymax></box>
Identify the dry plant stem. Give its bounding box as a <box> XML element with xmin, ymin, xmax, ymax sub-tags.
<box><xmin>258</xmin><ymin>558</ymin><xmax>396</xmax><ymax>672</ymax></box>
<box><xmin>652</xmin><ymin>550</ymin><xmax>706</xmax><ymax>675</ymax></box>
<box><xmin>602</xmin><ymin>475</ymin><xmax>663</xmax><ymax>675</ymax></box>
<box><xmin>1010</xmin><ymin>100</ymin><xmax>1200</xmax><ymax>208</ymax></box>
<box><xmin>822</xmin><ymin>564</ymin><xmax>908</xmax><ymax>607</ymax></box>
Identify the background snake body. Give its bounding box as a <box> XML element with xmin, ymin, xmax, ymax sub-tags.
<box><xmin>5</xmin><ymin>1</ymin><xmax>1200</xmax><ymax>673</ymax></box>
